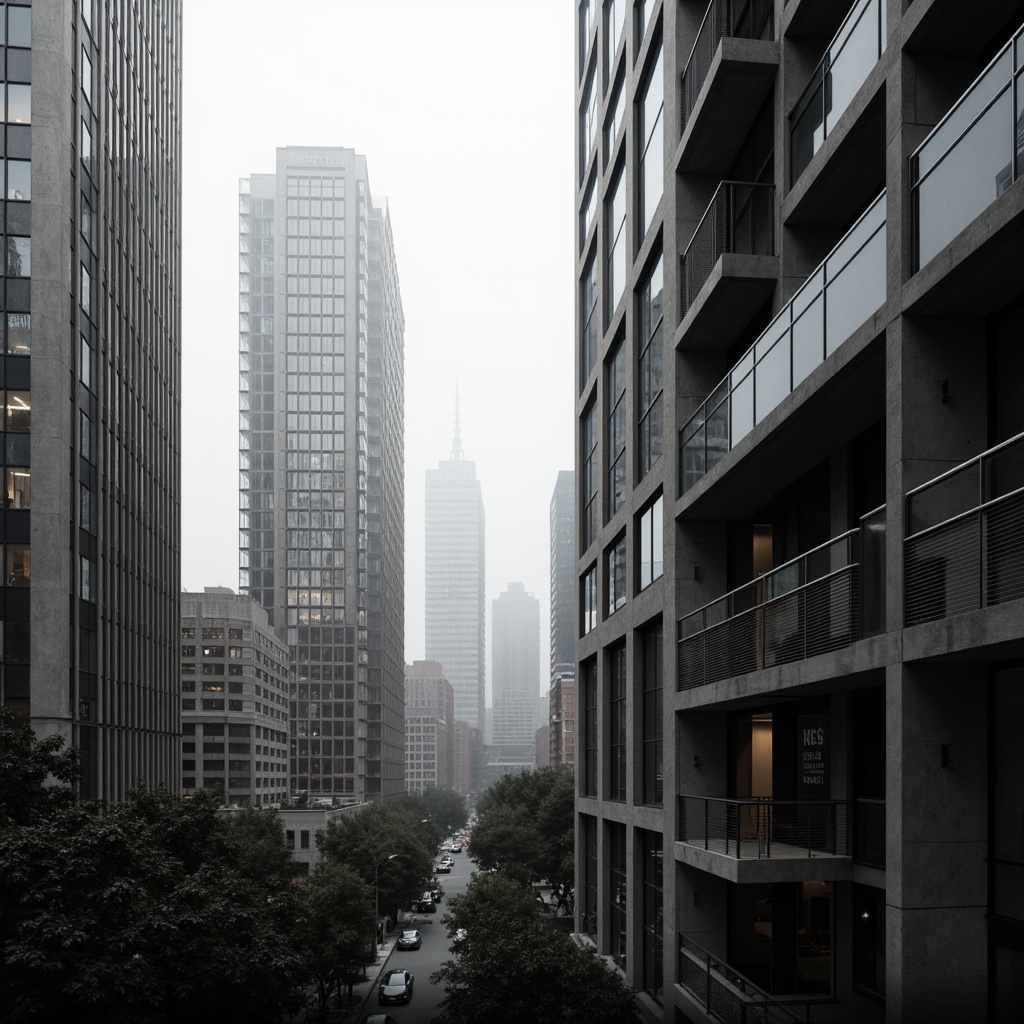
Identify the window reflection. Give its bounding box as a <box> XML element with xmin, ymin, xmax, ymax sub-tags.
<box><xmin>6</xmin><ymin>313</ymin><xmax>30</xmax><ymax>355</ymax></box>
<box><xmin>7</xmin><ymin>544</ymin><xmax>30</xmax><ymax>586</ymax></box>
<box><xmin>5</xmin><ymin>159</ymin><xmax>30</xmax><ymax>200</ymax></box>
<box><xmin>5</xmin><ymin>392</ymin><xmax>31</xmax><ymax>431</ymax></box>
<box><xmin>4</xmin><ymin>83</ymin><xmax>31</xmax><ymax>124</ymax></box>
<box><xmin>6</xmin><ymin>467</ymin><xmax>30</xmax><ymax>508</ymax></box>
<box><xmin>6</xmin><ymin>237</ymin><xmax>30</xmax><ymax>276</ymax></box>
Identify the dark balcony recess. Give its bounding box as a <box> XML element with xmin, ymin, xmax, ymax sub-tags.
<box><xmin>678</xmin><ymin>180</ymin><xmax>778</xmax><ymax>350</ymax></box>
<box><xmin>678</xmin><ymin>0</ymin><xmax>778</xmax><ymax>175</ymax></box>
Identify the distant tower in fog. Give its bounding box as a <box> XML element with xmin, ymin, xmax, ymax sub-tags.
<box><xmin>425</xmin><ymin>397</ymin><xmax>485</xmax><ymax>794</ymax></box>
<box><xmin>492</xmin><ymin>582</ymin><xmax>540</xmax><ymax>748</ymax></box>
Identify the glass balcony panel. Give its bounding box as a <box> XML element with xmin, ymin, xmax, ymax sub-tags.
<box><xmin>916</xmin><ymin>51</ymin><xmax>1012</xmax><ymax>179</ymax></box>
<box><xmin>906</xmin><ymin>462</ymin><xmax>979</xmax><ymax>536</ymax></box>
<box><xmin>824</xmin><ymin>214</ymin><xmax>886</xmax><ymax>355</ymax></box>
<box><xmin>710</xmin><ymin>377</ymin><xmax>730</xmax><ymax>411</ymax></box>
<box><xmin>731</xmin><ymin>371</ymin><xmax>754</xmax><ymax>448</ymax></box>
<box><xmin>984</xmin><ymin>440</ymin><xmax>1024</xmax><ymax>503</ymax></box>
<box><xmin>754</xmin><ymin>326</ymin><xmax>790</xmax><ymax>426</ymax></box>
<box><xmin>916</xmin><ymin>88</ymin><xmax>1013</xmax><ymax>268</ymax></box>
<box><xmin>792</xmin><ymin>286</ymin><xmax>825</xmax><ymax>387</ymax></box>
<box><xmin>791</xmin><ymin>72</ymin><xmax>825</xmax><ymax>178</ymax></box>
<box><xmin>682</xmin><ymin>420</ymin><xmax>707</xmax><ymax>493</ymax></box>
<box><xmin>732</xmin><ymin>349</ymin><xmax>754</xmax><ymax>387</ymax></box>
<box><xmin>826</xmin><ymin>0</ymin><xmax>880</xmax><ymax>135</ymax></box>
<box><xmin>707</xmin><ymin>399</ymin><xmax>731</xmax><ymax>473</ymax></box>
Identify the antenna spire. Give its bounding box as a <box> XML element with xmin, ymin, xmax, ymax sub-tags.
<box><xmin>452</xmin><ymin>382</ymin><xmax>464</xmax><ymax>460</ymax></box>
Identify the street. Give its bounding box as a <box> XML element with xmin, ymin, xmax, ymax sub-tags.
<box><xmin>361</xmin><ymin>850</ymin><xmax>474</xmax><ymax>1024</ymax></box>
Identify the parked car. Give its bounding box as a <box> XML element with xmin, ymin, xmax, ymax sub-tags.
<box><xmin>396</xmin><ymin>929</ymin><xmax>421</xmax><ymax>950</ymax></box>
<box><xmin>434</xmin><ymin>861</ymin><xmax>450</xmax><ymax>873</ymax></box>
<box><xmin>415</xmin><ymin>897</ymin><xmax>436</xmax><ymax>913</ymax></box>
<box><xmin>428</xmin><ymin>887</ymin><xmax>443</xmax><ymax>902</ymax></box>
<box><xmin>378</xmin><ymin>969</ymin><xmax>414</xmax><ymax>1005</ymax></box>
<box><xmin>366</xmin><ymin>1016</ymin><xmax>397</xmax><ymax>1024</ymax></box>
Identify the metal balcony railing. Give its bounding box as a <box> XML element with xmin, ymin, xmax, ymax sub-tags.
<box><xmin>678</xmin><ymin>795</ymin><xmax>851</xmax><ymax>860</ymax></box>
<box><xmin>789</xmin><ymin>0</ymin><xmax>886</xmax><ymax>184</ymax></box>
<box><xmin>679</xmin><ymin>191</ymin><xmax>885</xmax><ymax>495</ymax></box>
<box><xmin>679</xmin><ymin>934</ymin><xmax>829</xmax><ymax>1023</ymax></box>
<box><xmin>911</xmin><ymin>20</ymin><xmax>1024</xmax><ymax>271</ymax></box>
<box><xmin>681</xmin><ymin>0</ymin><xmax>775</xmax><ymax>131</ymax></box>
<box><xmin>677</xmin><ymin>509</ymin><xmax>884</xmax><ymax>691</ymax></box>
<box><xmin>904</xmin><ymin>431</ymin><xmax>1024</xmax><ymax>626</ymax></box>
<box><xmin>680</xmin><ymin>180</ymin><xmax>776</xmax><ymax>314</ymax></box>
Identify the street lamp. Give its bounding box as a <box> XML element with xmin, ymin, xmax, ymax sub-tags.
<box><xmin>374</xmin><ymin>853</ymin><xmax>398</xmax><ymax>952</ymax></box>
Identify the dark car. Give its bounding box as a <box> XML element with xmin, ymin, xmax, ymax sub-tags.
<box><xmin>434</xmin><ymin>861</ymin><xmax>450</xmax><ymax>873</ymax></box>
<box><xmin>415</xmin><ymin>897</ymin><xmax>436</xmax><ymax>913</ymax></box>
<box><xmin>396</xmin><ymin>929</ymin><xmax>421</xmax><ymax>950</ymax></box>
<box><xmin>378</xmin><ymin>969</ymin><xmax>414</xmax><ymax>1005</ymax></box>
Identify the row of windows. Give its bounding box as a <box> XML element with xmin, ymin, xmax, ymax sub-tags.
<box><xmin>582</xmin><ymin>494</ymin><xmax>664</xmax><ymax>634</ymax></box>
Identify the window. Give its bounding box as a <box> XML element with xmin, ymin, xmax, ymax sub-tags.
<box><xmin>606</xmin><ymin>0</ymin><xmax>626</xmax><ymax>78</ymax></box>
<box><xmin>607</xmin><ymin>340</ymin><xmax>627</xmax><ymax>516</ymax></box>
<box><xmin>6</xmin><ymin>544</ymin><xmax>30</xmax><ymax>586</ymax></box>
<box><xmin>300</xmin><ymin>830</ymin><xmax>311</xmax><ymax>850</ymax></box>
<box><xmin>605</xmin><ymin>73</ymin><xmax>625</xmax><ymax>165</ymax></box>
<box><xmin>637</xmin><ymin>495</ymin><xmax>663</xmax><ymax>591</ymax></box>
<box><xmin>640</xmin><ymin>829</ymin><xmax>664</xmax><ymax>1000</ymax></box>
<box><xmin>4</xmin><ymin>84</ymin><xmax>30</xmax><ymax>123</ymax></box>
<box><xmin>80</xmin><ymin>557</ymin><xmax>93</xmax><ymax>601</ymax></box>
<box><xmin>80</xmin><ymin>264</ymin><xmax>91</xmax><ymax>316</ymax></box>
<box><xmin>638</xmin><ymin>46</ymin><xmax>664</xmax><ymax>236</ymax></box>
<box><xmin>608</xmin><ymin>643</ymin><xmax>627</xmax><ymax>801</ymax></box>
<box><xmin>6</xmin><ymin>237</ymin><xmax>30</xmax><ymax>276</ymax></box>
<box><xmin>581</xmin><ymin>402</ymin><xmax>599</xmax><ymax>550</ymax></box>
<box><xmin>6</xmin><ymin>5</ymin><xmax>32</xmax><ymax>47</ymax></box>
<box><xmin>5</xmin><ymin>467</ymin><xmax>30</xmax><ymax>508</ymax></box>
<box><xmin>80</xmin><ymin>337</ymin><xmax>93</xmax><ymax>390</ymax></box>
<box><xmin>579</xmin><ymin>0</ymin><xmax>595</xmax><ymax>73</ymax></box>
<box><xmin>582</xmin><ymin>565</ymin><xmax>598</xmax><ymax>635</ymax></box>
<box><xmin>5</xmin><ymin>391</ymin><xmax>30</xmax><ymax>432</ymax></box>
<box><xmin>581</xmin><ymin>659</ymin><xmax>598</xmax><ymax>797</ymax></box>
<box><xmin>608</xmin><ymin>822</ymin><xmax>627</xmax><ymax>964</ymax></box>
<box><xmin>7</xmin><ymin>313</ymin><xmax>31</xmax><ymax>355</ymax></box>
<box><xmin>580</xmin><ymin>174</ymin><xmax>596</xmax><ymax>252</ymax></box>
<box><xmin>640</xmin><ymin>621</ymin><xmax>663</xmax><ymax>806</ymax></box>
<box><xmin>638</xmin><ymin>255</ymin><xmax>664</xmax><ymax>476</ymax></box>
<box><xmin>606</xmin><ymin>535</ymin><xmax>627</xmax><ymax>615</ymax></box>
<box><xmin>606</xmin><ymin>164</ymin><xmax>627</xmax><ymax>321</ymax></box>
<box><xmin>580</xmin><ymin>68</ymin><xmax>597</xmax><ymax>177</ymax></box>
<box><xmin>581</xmin><ymin>251</ymin><xmax>598</xmax><ymax>382</ymax></box>
<box><xmin>5</xmin><ymin>159</ymin><xmax>30</xmax><ymax>200</ymax></box>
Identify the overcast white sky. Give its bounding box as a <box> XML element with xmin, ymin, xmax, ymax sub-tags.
<box><xmin>181</xmin><ymin>1</ymin><xmax>576</xmax><ymax>704</ymax></box>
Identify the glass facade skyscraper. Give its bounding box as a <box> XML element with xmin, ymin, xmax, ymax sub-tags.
<box><xmin>1</xmin><ymin>0</ymin><xmax>183</xmax><ymax>802</ymax></box>
<box><xmin>239</xmin><ymin>146</ymin><xmax>405</xmax><ymax>803</ymax></box>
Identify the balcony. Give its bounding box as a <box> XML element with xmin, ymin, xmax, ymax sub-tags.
<box><xmin>907</xmin><ymin>20</ymin><xmax>1024</xmax><ymax>311</ymax></box>
<box><xmin>678</xmin><ymin>0</ymin><xmax>777</xmax><ymax>174</ymax></box>
<box><xmin>679</xmin><ymin>192</ymin><xmax>885</xmax><ymax>496</ymax></box>
<box><xmin>677</xmin><ymin>509</ymin><xmax>885</xmax><ymax>691</ymax></box>
<box><xmin>904</xmin><ymin>431</ymin><xmax>1024</xmax><ymax>627</ymax></box>
<box><xmin>677</xmin><ymin>796</ymin><xmax>853</xmax><ymax>883</ymax></box>
<box><xmin>678</xmin><ymin>180</ymin><xmax>777</xmax><ymax>348</ymax></box>
<box><xmin>789</xmin><ymin>0</ymin><xmax>886</xmax><ymax>186</ymax></box>
<box><xmin>678</xmin><ymin>934</ymin><xmax>833</xmax><ymax>1023</ymax></box>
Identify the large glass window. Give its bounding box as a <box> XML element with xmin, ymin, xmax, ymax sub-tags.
<box><xmin>582</xmin><ymin>565</ymin><xmax>598</xmax><ymax>635</ymax></box>
<box><xmin>606</xmin><ymin>0</ymin><xmax>626</xmax><ymax>77</ymax></box>
<box><xmin>5</xmin><ymin>467</ymin><xmax>30</xmax><ymax>508</ymax></box>
<box><xmin>580</xmin><ymin>815</ymin><xmax>598</xmax><ymax>937</ymax></box>
<box><xmin>580</xmin><ymin>68</ymin><xmax>598</xmax><ymax>177</ymax></box>
<box><xmin>6</xmin><ymin>237</ymin><xmax>30</xmax><ymax>276</ymax></box>
<box><xmin>5</xmin><ymin>5</ymin><xmax>33</xmax><ymax>47</ymax></box>
<box><xmin>640</xmin><ymin>620</ymin><xmax>663</xmax><ymax>805</ymax></box>
<box><xmin>608</xmin><ymin>643</ymin><xmax>627</xmax><ymax>801</ymax></box>
<box><xmin>5</xmin><ymin>159</ymin><xmax>30</xmax><ymax>200</ymax></box>
<box><xmin>638</xmin><ymin>255</ymin><xmax>663</xmax><ymax>476</ymax></box>
<box><xmin>581</xmin><ymin>659</ymin><xmax>598</xmax><ymax>797</ymax></box>
<box><xmin>605</xmin><ymin>73</ymin><xmax>625</xmax><ymax>166</ymax></box>
<box><xmin>609</xmin><ymin>822</ymin><xmax>627</xmax><ymax>964</ymax></box>
<box><xmin>582</xmin><ymin>402</ymin><xmax>599</xmax><ymax>550</ymax></box>
<box><xmin>6</xmin><ymin>544</ymin><xmax>30</xmax><ymax>586</ymax></box>
<box><xmin>606</xmin><ymin>164</ymin><xmax>627</xmax><ymax>321</ymax></box>
<box><xmin>638</xmin><ymin>46</ymin><xmax>664</xmax><ymax>237</ymax></box>
<box><xmin>607</xmin><ymin>340</ymin><xmax>627</xmax><ymax>516</ymax></box>
<box><xmin>7</xmin><ymin>313</ymin><xmax>31</xmax><ymax>355</ymax></box>
<box><xmin>581</xmin><ymin>251</ymin><xmax>598</xmax><ymax>381</ymax></box>
<box><xmin>641</xmin><ymin>829</ymin><xmax>664</xmax><ymax>1002</ymax></box>
<box><xmin>606</xmin><ymin>535</ymin><xmax>627</xmax><ymax>615</ymax></box>
<box><xmin>3</xmin><ymin>83</ymin><xmax>30</xmax><ymax>123</ymax></box>
<box><xmin>637</xmin><ymin>495</ymin><xmax>663</xmax><ymax>591</ymax></box>
<box><xmin>5</xmin><ymin>391</ymin><xmax>30</xmax><ymax>431</ymax></box>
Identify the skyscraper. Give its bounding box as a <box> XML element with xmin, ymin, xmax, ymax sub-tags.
<box><xmin>2</xmin><ymin>1</ymin><xmax>182</xmax><ymax>802</ymax></box>
<box><xmin>425</xmin><ymin>407</ymin><xmax>485</xmax><ymax>794</ymax></box>
<box><xmin>239</xmin><ymin>146</ymin><xmax>405</xmax><ymax>804</ymax></box>
<box><xmin>575</xmin><ymin>1</ymin><xmax>1024</xmax><ymax>1020</ymax></box>
<box><xmin>548</xmin><ymin>471</ymin><xmax>575</xmax><ymax>767</ymax></box>
<box><xmin>404</xmin><ymin>660</ymin><xmax>455</xmax><ymax>793</ymax></box>
<box><xmin>491</xmin><ymin>582</ymin><xmax>540</xmax><ymax>749</ymax></box>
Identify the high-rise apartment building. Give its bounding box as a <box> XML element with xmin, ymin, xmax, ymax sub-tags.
<box><xmin>404</xmin><ymin>660</ymin><xmax>456</xmax><ymax>793</ymax></box>
<box><xmin>1</xmin><ymin>1</ymin><xmax>182</xmax><ymax>802</ymax></box>
<box><xmin>491</xmin><ymin>582</ymin><xmax>540</xmax><ymax>749</ymax></box>
<box><xmin>425</xmin><ymin>410</ymin><xmax>485</xmax><ymax>794</ymax></box>
<box><xmin>180</xmin><ymin>589</ymin><xmax>289</xmax><ymax>807</ymax></box>
<box><xmin>575</xmin><ymin>2</ymin><xmax>1024</xmax><ymax>1022</ymax></box>
<box><xmin>239</xmin><ymin>146</ymin><xmax>405</xmax><ymax>804</ymax></box>
<box><xmin>549</xmin><ymin>472</ymin><xmax>576</xmax><ymax>767</ymax></box>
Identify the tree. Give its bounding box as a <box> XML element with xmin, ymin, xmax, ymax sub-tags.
<box><xmin>469</xmin><ymin>767</ymin><xmax>575</xmax><ymax>910</ymax></box>
<box><xmin>0</xmin><ymin>706</ymin><xmax>79</xmax><ymax>827</ymax></box>
<box><xmin>316</xmin><ymin>802</ymin><xmax>435</xmax><ymax>924</ymax></box>
<box><xmin>0</xmin><ymin>790</ymin><xmax>303</xmax><ymax>1024</ymax></box>
<box><xmin>221</xmin><ymin>805</ymin><xmax>294</xmax><ymax>889</ymax></box>
<box><xmin>398</xmin><ymin>786</ymin><xmax>468</xmax><ymax>845</ymax></box>
<box><xmin>432</xmin><ymin>872</ymin><xmax>642</xmax><ymax>1024</ymax></box>
<box><xmin>293</xmin><ymin>862</ymin><xmax>373</xmax><ymax>1017</ymax></box>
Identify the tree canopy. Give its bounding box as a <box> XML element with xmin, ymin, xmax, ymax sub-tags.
<box><xmin>396</xmin><ymin>786</ymin><xmax>468</xmax><ymax>848</ymax></box>
<box><xmin>432</xmin><ymin>872</ymin><xmax>641</xmax><ymax>1024</ymax></box>
<box><xmin>469</xmin><ymin>766</ymin><xmax>575</xmax><ymax>911</ymax></box>
<box><xmin>0</xmin><ymin>706</ymin><xmax>79</xmax><ymax>827</ymax></box>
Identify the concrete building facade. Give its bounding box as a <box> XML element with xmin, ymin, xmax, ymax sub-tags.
<box><xmin>404</xmin><ymin>660</ymin><xmax>456</xmax><ymax>793</ymax></box>
<box><xmin>238</xmin><ymin>146</ymin><xmax>405</xmax><ymax>804</ymax></box>
<box><xmin>424</xmin><ymin>409</ymin><xmax>485</xmax><ymax>795</ymax></box>
<box><xmin>1</xmin><ymin>1</ymin><xmax>182</xmax><ymax>802</ymax></box>
<box><xmin>180</xmin><ymin>589</ymin><xmax>289</xmax><ymax>807</ymax></box>
<box><xmin>574</xmin><ymin>2</ymin><xmax>1024</xmax><ymax>1022</ymax></box>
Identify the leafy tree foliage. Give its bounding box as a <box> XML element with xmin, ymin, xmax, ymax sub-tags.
<box><xmin>221</xmin><ymin>804</ymin><xmax>295</xmax><ymax>888</ymax></box>
<box><xmin>316</xmin><ymin>802</ymin><xmax>435</xmax><ymax>922</ymax></box>
<box><xmin>0</xmin><ymin>788</ymin><xmax>303</xmax><ymax>1024</ymax></box>
<box><xmin>432</xmin><ymin>872</ymin><xmax>641</xmax><ymax>1024</ymax></box>
<box><xmin>0</xmin><ymin>706</ymin><xmax>79</xmax><ymax>826</ymax></box>
<box><xmin>397</xmin><ymin>786</ymin><xmax>468</xmax><ymax>847</ymax></box>
<box><xmin>293</xmin><ymin>861</ymin><xmax>373</xmax><ymax>1014</ymax></box>
<box><xmin>470</xmin><ymin>767</ymin><xmax>575</xmax><ymax>911</ymax></box>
